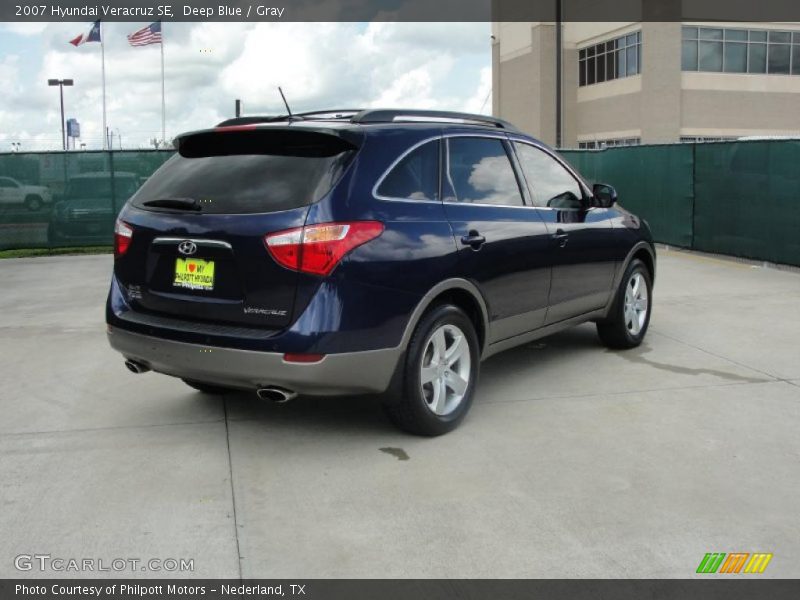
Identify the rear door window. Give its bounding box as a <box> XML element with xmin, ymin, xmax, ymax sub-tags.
<box><xmin>376</xmin><ymin>139</ymin><xmax>439</xmax><ymax>201</ymax></box>
<box><xmin>131</xmin><ymin>130</ymin><xmax>356</xmax><ymax>214</ymax></box>
<box><xmin>445</xmin><ymin>137</ymin><xmax>524</xmax><ymax>207</ymax></box>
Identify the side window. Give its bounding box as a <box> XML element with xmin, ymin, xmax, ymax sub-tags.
<box><xmin>0</xmin><ymin>178</ymin><xmax>16</xmax><ymax>188</ymax></box>
<box><xmin>446</xmin><ymin>137</ymin><xmax>524</xmax><ymax>207</ymax></box>
<box><xmin>377</xmin><ymin>140</ymin><xmax>439</xmax><ymax>201</ymax></box>
<box><xmin>514</xmin><ymin>142</ymin><xmax>584</xmax><ymax>209</ymax></box>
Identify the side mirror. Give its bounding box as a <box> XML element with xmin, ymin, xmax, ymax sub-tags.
<box><xmin>592</xmin><ymin>183</ymin><xmax>617</xmax><ymax>208</ymax></box>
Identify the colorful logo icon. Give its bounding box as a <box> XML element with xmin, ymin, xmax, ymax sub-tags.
<box><xmin>696</xmin><ymin>552</ymin><xmax>772</xmax><ymax>574</ymax></box>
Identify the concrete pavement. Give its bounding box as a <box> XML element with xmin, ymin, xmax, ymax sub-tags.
<box><xmin>1</xmin><ymin>248</ymin><xmax>798</xmax><ymax>578</ymax></box>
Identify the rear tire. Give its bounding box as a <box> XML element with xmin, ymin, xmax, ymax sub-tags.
<box><xmin>384</xmin><ymin>304</ymin><xmax>480</xmax><ymax>436</ymax></box>
<box><xmin>596</xmin><ymin>258</ymin><xmax>652</xmax><ymax>349</ymax></box>
<box><xmin>182</xmin><ymin>379</ymin><xmax>233</xmax><ymax>395</ymax></box>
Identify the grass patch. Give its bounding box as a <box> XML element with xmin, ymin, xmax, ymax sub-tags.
<box><xmin>0</xmin><ymin>246</ymin><xmax>113</xmax><ymax>259</ymax></box>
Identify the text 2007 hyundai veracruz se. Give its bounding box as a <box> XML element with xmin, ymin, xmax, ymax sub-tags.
<box><xmin>107</xmin><ymin>109</ymin><xmax>655</xmax><ymax>436</ymax></box>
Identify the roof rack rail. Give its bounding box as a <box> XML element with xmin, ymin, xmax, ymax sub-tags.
<box><xmin>295</xmin><ymin>109</ymin><xmax>364</xmax><ymax>118</ymax></box>
<box><xmin>351</xmin><ymin>109</ymin><xmax>518</xmax><ymax>131</ymax></box>
<box><xmin>216</xmin><ymin>109</ymin><xmax>364</xmax><ymax>128</ymax></box>
<box><xmin>216</xmin><ymin>115</ymin><xmax>285</xmax><ymax>127</ymax></box>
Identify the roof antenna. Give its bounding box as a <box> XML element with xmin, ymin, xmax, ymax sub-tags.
<box><xmin>278</xmin><ymin>87</ymin><xmax>293</xmax><ymax>117</ymax></box>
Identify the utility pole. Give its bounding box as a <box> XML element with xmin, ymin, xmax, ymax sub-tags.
<box><xmin>47</xmin><ymin>78</ymin><xmax>74</xmax><ymax>151</ymax></box>
<box><xmin>555</xmin><ymin>0</ymin><xmax>563</xmax><ymax>148</ymax></box>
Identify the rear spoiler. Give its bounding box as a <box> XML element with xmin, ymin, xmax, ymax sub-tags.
<box><xmin>174</xmin><ymin>126</ymin><xmax>362</xmax><ymax>158</ymax></box>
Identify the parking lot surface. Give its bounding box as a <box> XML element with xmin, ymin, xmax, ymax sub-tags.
<box><xmin>1</xmin><ymin>249</ymin><xmax>799</xmax><ymax>578</ymax></box>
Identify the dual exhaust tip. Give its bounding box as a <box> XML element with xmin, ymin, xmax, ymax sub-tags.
<box><xmin>125</xmin><ymin>359</ymin><xmax>151</xmax><ymax>374</ymax></box>
<box><xmin>256</xmin><ymin>387</ymin><xmax>297</xmax><ymax>404</ymax></box>
<box><xmin>123</xmin><ymin>360</ymin><xmax>297</xmax><ymax>404</ymax></box>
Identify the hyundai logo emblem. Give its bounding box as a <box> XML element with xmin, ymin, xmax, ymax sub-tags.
<box><xmin>178</xmin><ymin>240</ymin><xmax>197</xmax><ymax>256</ymax></box>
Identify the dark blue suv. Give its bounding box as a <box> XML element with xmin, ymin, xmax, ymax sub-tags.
<box><xmin>107</xmin><ymin>109</ymin><xmax>655</xmax><ymax>435</ymax></box>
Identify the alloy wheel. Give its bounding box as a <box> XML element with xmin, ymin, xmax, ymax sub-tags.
<box><xmin>623</xmin><ymin>272</ymin><xmax>649</xmax><ymax>335</ymax></box>
<box><xmin>420</xmin><ymin>324</ymin><xmax>471</xmax><ymax>416</ymax></box>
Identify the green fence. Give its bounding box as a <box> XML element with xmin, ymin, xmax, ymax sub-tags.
<box><xmin>562</xmin><ymin>139</ymin><xmax>800</xmax><ymax>267</ymax></box>
<box><xmin>1</xmin><ymin>142</ymin><xmax>798</xmax><ymax>266</ymax></box>
<box><xmin>0</xmin><ymin>150</ymin><xmax>173</xmax><ymax>251</ymax></box>
<box><xmin>561</xmin><ymin>144</ymin><xmax>695</xmax><ymax>248</ymax></box>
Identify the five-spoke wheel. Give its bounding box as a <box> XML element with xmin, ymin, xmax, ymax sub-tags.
<box><xmin>597</xmin><ymin>258</ymin><xmax>652</xmax><ymax>349</ymax></box>
<box><xmin>384</xmin><ymin>304</ymin><xmax>480</xmax><ymax>436</ymax></box>
<box><xmin>420</xmin><ymin>324</ymin><xmax>472</xmax><ymax>417</ymax></box>
<box><xmin>623</xmin><ymin>272</ymin><xmax>649</xmax><ymax>336</ymax></box>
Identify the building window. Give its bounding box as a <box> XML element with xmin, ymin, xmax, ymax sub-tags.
<box><xmin>577</xmin><ymin>138</ymin><xmax>641</xmax><ymax>150</ymax></box>
<box><xmin>579</xmin><ymin>31</ymin><xmax>641</xmax><ymax>87</ymax></box>
<box><xmin>682</xmin><ymin>26</ymin><xmax>800</xmax><ymax>75</ymax></box>
<box><xmin>679</xmin><ymin>136</ymin><xmax>737</xmax><ymax>143</ymax></box>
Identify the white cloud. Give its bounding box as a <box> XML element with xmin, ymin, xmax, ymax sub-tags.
<box><xmin>1</xmin><ymin>22</ymin><xmax>490</xmax><ymax>150</ymax></box>
<box><xmin>462</xmin><ymin>66</ymin><xmax>493</xmax><ymax>115</ymax></box>
<box><xmin>1</xmin><ymin>23</ymin><xmax>48</xmax><ymax>36</ymax></box>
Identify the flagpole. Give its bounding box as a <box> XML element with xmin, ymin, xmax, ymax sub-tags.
<box><xmin>160</xmin><ymin>23</ymin><xmax>166</xmax><ymax>144</ymax></box>
<box><xmin>101</xmin><ymin>21</ymin><xmax>107</xmax><ymax>150</ymax></box>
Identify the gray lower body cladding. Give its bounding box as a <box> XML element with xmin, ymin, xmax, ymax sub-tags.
<box><xmin>107</xmin><ymin>327</ymin><xmax>401</xmax><ymax>396</ymax></box>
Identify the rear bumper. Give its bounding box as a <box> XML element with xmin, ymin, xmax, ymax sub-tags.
<box><xmin>107</xmin><ymin>326</ymin><xmax>401</xmax><ymax>396</ymax></box>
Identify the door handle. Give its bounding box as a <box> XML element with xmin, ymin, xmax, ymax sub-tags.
<box><xmin>553</xmin><ymin>229</ymin><xmax>569</xmax><ymax>248</ymax></box>
<box><xmin>460</xmin><ymin>230</ymin><xmax>486</xmax><ymax>250</ymax></box>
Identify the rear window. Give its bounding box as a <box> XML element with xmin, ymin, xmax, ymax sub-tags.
<box><xmin>131</xmin><ymin>130</ymin><xmax>357</xmax><ymax>214</ymax></box>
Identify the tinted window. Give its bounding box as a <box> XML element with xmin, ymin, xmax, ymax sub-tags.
<box><xmin>698</xmin><ymin>41</ymin><xmax>722</xmax><ymax>71</ymax></box>
<box><xmin>446</xmin><ymin>137</ymin><xmax>523</xmax><ymax>207</ymax></box>
<box><xmin>377</xmin><ymin>140</ymin><xmax>439</xmax><ymax>201</ymax></box>
<box><xmin>749</xmin><ymin>43</ymin><xmax>767</xmax><ymax>73</ymax></box>
<box><xmin>768</xmin><ymin>43</ymin><xmax>791</xmax><ymax>74</ymax></box>
<box><xmin>724</xmin><ymin>42</ymin><xmax>747</xmax><ymax>73</ymax></box>
<box><xmin>513</xmin><ymin>143</ymin><xmax>584</xmax><ymax>209</ymax></box>
<box><xmin>132</xmin><ymin>130</ymin><xmax>355</xmax><ymax>214</ymax></box>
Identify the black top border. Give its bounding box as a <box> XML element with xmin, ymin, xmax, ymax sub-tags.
<box><xmin>5</xmin><ymin>0</ymin><xmax>800</xmax><ymax>23</ymax></box>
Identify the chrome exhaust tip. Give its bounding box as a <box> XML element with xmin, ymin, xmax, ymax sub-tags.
<box><xmin>125</xmin><ymin>359</ymin><xmax>151</xmax><ymax>374</ymax></box>
<box><xmin>256</xmin><ymin>387</ymin><xmax>297</xmax><ymax>404</ymax></box>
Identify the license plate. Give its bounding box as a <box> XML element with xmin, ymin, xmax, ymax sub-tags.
<box><xmin>174</xmin><ymin>258</ymin><xmax>215</xmax><ymax>290</ymax></box>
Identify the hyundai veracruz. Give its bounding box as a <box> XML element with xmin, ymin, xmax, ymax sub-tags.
<box><xmin>107</xmin><ymin>109</ymin><xmax>655</xmax><ymax>436</ymax></box>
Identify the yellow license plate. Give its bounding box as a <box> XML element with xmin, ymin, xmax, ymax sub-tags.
<box><xmin>174</xmin><ymin>258</ymin><xmax>215</xmax><ymax>290</ymax></box>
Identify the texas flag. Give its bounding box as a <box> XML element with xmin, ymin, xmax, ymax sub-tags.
<box><xmin>69</xmin><ymin>20</ymin><xmax>101</xmax><ymax>46</ymax></box>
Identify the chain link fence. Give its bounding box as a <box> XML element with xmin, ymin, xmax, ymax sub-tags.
<box><xmin>1</xmin><ymin>141</ymin><xmax>798</xmax><ymax>266</ymax></box>
<box><xmin>0</xmin><ymin>150</ymin><xmax>173</xmax><ymax>250</ymax></box>
<box><xmin>561</xmin><ymin>139</ymin><xmax>800</xmax><ymax>266</ymax></box>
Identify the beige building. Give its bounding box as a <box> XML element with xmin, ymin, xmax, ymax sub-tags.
<box><xmin>491</xmin><ymin>22</ymin><xmax>800</xmax><ymax>148</ymax></box>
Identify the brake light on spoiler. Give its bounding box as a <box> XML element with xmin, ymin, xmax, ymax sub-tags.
<box><xmin>264</xmin><ymin>221</ymin><xmax>384</xmax><ymax>276</ymax></box>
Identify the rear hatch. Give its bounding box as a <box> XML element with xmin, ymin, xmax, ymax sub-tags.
<box><xmin>114</xmin><ymin>127</ymin><xmax>359</xmax><ymax>330</ymax></box>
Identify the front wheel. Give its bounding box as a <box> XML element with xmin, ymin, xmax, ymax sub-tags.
<box><xmin>596</xmin><ymin>258</ymin><xmax>652</xmax><ymax>349</ymax></box>
<box><xmin>384</xmin><ymin>304</ymin><xmax>480</xmax><ymax>436</ymax></box>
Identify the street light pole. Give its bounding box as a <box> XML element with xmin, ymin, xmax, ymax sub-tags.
<box><xmin>48</xmin><ymin>78</ymin><xmax>74</xmax><ymax>151</ymax></box>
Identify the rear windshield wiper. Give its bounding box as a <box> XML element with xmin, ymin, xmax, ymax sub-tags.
<box><xmin>142</xmin><ymin>197</ymin><xmax>201</xmax><ymax>211</ymax></box>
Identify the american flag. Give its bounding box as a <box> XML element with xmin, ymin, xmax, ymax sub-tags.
<box><xmin>127</xmin><ymin>22</ymin><xmax>162</xmax><ymax>47</ymax></box>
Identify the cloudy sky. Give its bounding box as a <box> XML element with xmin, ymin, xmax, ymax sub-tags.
<box><xmin>0</xmin><ymin>21</ymin><xmax>491</xmax><ymax>151</ymax></box>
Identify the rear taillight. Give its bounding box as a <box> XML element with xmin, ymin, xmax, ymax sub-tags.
<box><xmin>264</xmin><ymin>221</ymin><xmax>384</xmax><ymax>276</ymax></box>
<box><xmin>114</xmin><ymin>219</ymin><xmax>133</xmax><ymax>257</ymax></box>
